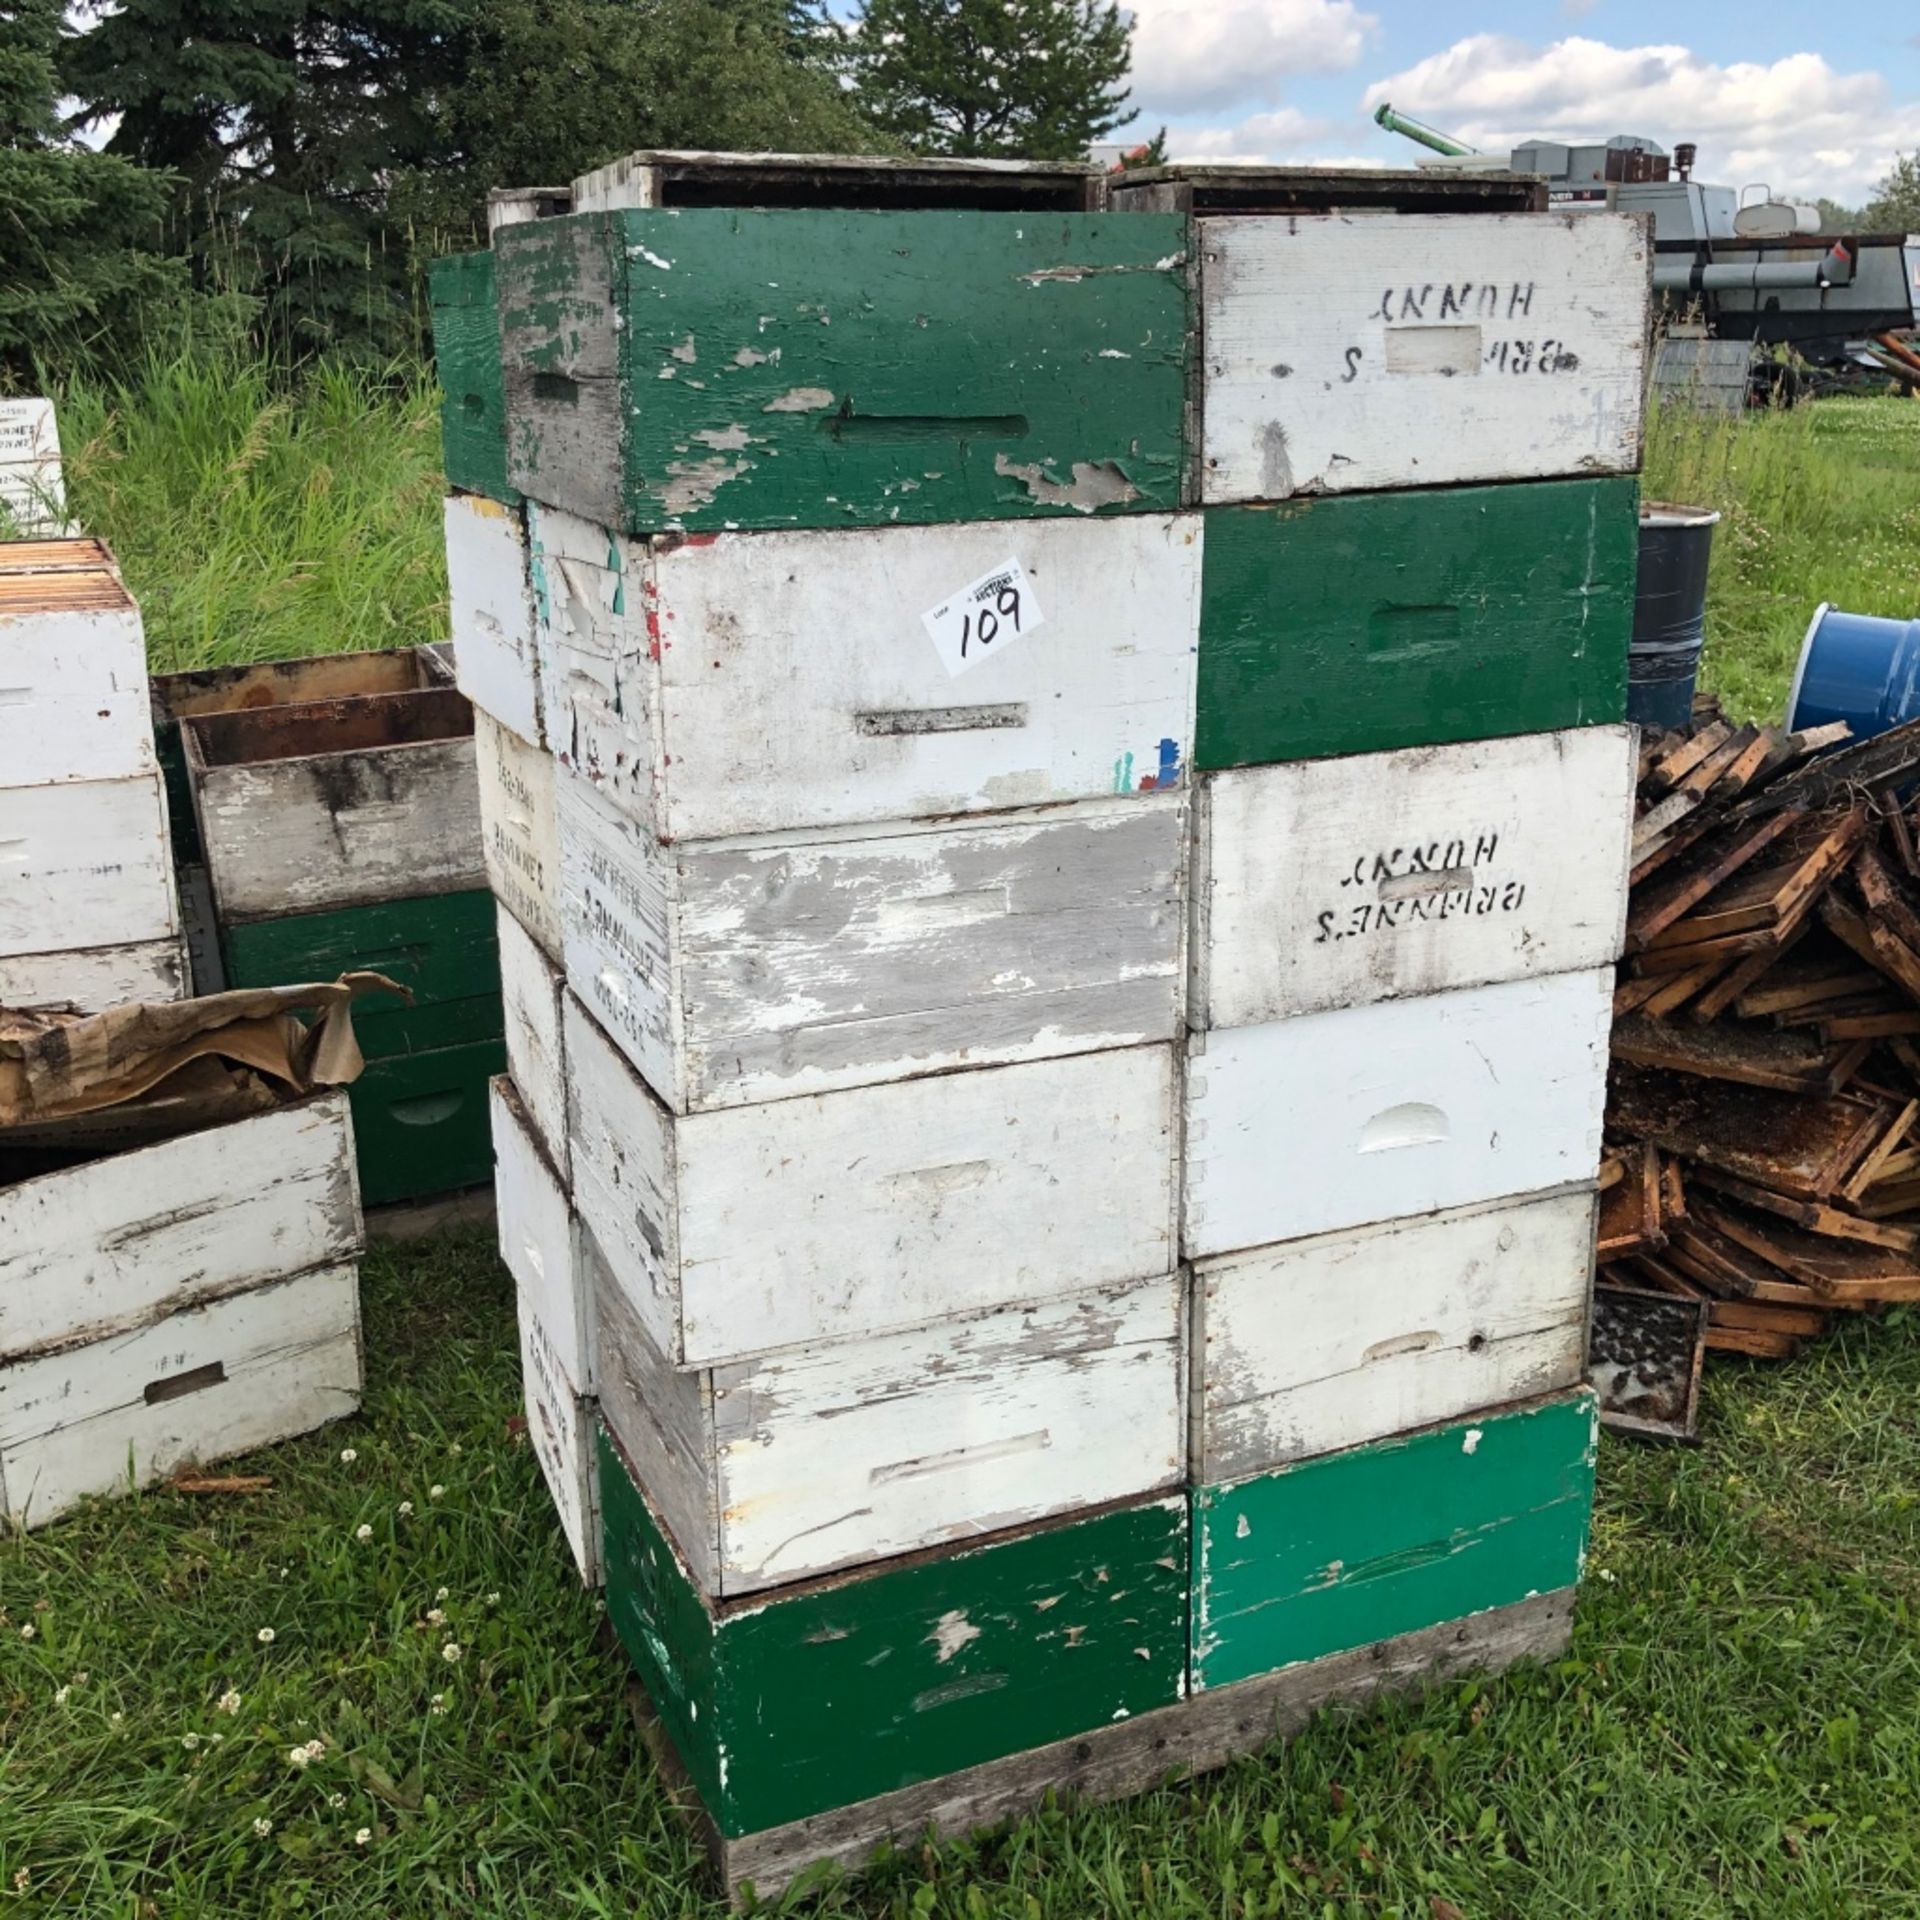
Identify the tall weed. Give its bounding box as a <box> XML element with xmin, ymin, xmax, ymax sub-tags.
<box><xmin>56</xmin><ymin>351</ymin><xmax>447</xmax><ymax>673</ymax></box>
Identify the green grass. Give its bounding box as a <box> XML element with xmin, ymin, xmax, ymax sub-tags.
<box><xmin>55</xmin><ymin>353</ymin><xmax>449</xmax><ymax>675</ymax></box>
<box><xmin>6</xmin><ymin>1235</ymin><xmax>1920</xmax><ymax>1918</ymax></box>
<box><xmin>1645</xmin><ymin>394</ymin><xmax>1920</xmax><ymax>722</ymax></box>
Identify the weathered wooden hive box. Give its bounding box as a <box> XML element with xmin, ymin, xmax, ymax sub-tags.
<box><xmin>0</xmin><ymin>538</ymin><xmax>185</xmax><ymax>1009</ymax></box>
<box><xmin>491</xmin><ymin>148</ymin><xmax>1187</xmax><ymax>534</ymax></box>
<box><xmin>177</xmin><ymin>664</ymin><xmax>503</xmax><ymax>1207</ymax></box>
<box><xmin>0</xmin><ymin>1091</ymin><xmax>364</xmax><ymax>1527</ymax></box>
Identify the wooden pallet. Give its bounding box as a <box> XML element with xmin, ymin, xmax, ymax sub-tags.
<box><xmin>626</xmin><ymin>1588</ymin><xmax>1575</xmax><ymax>1905</ymax></box>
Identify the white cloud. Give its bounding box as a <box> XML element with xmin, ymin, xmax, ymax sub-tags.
<box><xmin>1169</xmin><ymin>109</ymin><xmax>1336</xmax><ymax>160</ymax></box>
<box><xmin>1125</xmin><ymin>0</ymin><xmax>1379</xmax><ymax>114</ymax></box>
<box><xmin>1362</xmin><ymin>36</ymin><xmax>1920</xmax><ymax>202</ymax></box>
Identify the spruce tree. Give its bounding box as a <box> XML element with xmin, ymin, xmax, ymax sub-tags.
<box><xmin>1863</xmin><ymin>155</ymin><xmax>1920</xmax><ymax>233</ymax></box>
<box><xmin>851</xmin><ymin>0</ymin><xmax>1134</xmax><ymax>160</ymax></box>
<box><xmin>0</xmin><ymin>0</ymin><xmax>187</xmax><ymax>380</ymax></box>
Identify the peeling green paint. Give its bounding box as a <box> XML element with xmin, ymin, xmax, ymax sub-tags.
<box><xmin>429</xmin><ymin>251</ymin><xmax>518</xmax><ymax>505</ymax></box>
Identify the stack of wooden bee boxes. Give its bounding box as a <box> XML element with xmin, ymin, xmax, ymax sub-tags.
<box><xmin>0</xmin><ymin>539</ymin><xmax>186</xmax><ymax>1010</ymax></box>
<box><xmin>432</xmin><ymin>152</ymin><xmax>1650</xmax><ymax>1897</ymax></box>
<box><xmin>1118</xmin><ymin>166</ymin><xmax>1645</xmax><ymax>1699</ymax></box>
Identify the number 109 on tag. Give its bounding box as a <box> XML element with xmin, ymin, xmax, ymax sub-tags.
<box><xmin>921</xmin><ymin>558</ymin><xmax>1045</xmax><ymax>678</ymax></box>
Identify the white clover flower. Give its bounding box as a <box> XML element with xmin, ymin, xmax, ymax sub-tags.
<box><xmin>257</xmin><ymin>1627</ymin><xmax>276</xmax><ymax>1645</ymax></box>
<box><xmin>303</xmin><ymin>1738</ymin><xmax>326</xmax><ymax>1761</ymax></box>
<box><xmin>397</xmin><ymin>1502</ymin><xmax>414</xmax><ymax>1517</ymax></box>
<box><xmin>429</xmin><ymin>1693</ymin><xmax>448</xmax><ymax>1716</ymax></box>
<box><xmin>429</xmin><ymin>1484</ymin><xmax>446</xmax><ymax>1501</ymax></box>
<box><xmin>53</xmin><ymin>1684</ymin><xmax>70</xmax><ymax>1705</ymax></box>
<box><xmin>217</xmin><ymin>1690</ymin><xmax>242</xmax><ymax>1715</ymax></box>
<box><xmin>354</xmin><ymin>1523</ymin><xmax>373</xmax><ymax>1544</ymax></box>
<box><xmin>339</xmin><ymin>1448</ymin><xmax>358</xmax><ymax>1464</ymax></box>
<box><xmin>484</xmin><ymin>1593</ymin><xmax>499</xmax><ymax>1607</ymax></box>
<box><xmin>182</xmin><ymin>1733</ymin><xmax>201</xmax><ymax>1751</ymax></box>
<box><xmin>109</xmin><ymin>1712</ymin><xmax>124</xmax><ymax>1728</ymax></box>
<box><xmin>449</xmin><ymin>1443</ymin><xmax>463</xmax><ymax>1456</ymax></box>
<box><xmin>288</xmin><ymin>1745</ymin><xmax>313</xmax><ymax>1769</ymax></box>
<box><xmin>13</xmin><ymin>1869</ymin><xmax>30</xmax><ymax>1893</ymax></box>
<box><xmin>441</xmin><ymin>1641</ymin><xmax>463</xmax><ymax>1665</ymax></box>
<box><xmin>253</xmin><ymin>1817</ymin><xmax>273</xmax><ymax>1838</ymax></box>
<box><xmin>425</xmin><ymin>1608</ymin><xmax>446</xmax><ymax>1627</ymax></box>
<box><xmin>355</xmin><ymin>1828</ymin><xmax>372</xmax><ymax>1847</ymax></box>
<box><xmin>435</xmin><ymin>1587</ymin><xmax>449</xmax><ymax>1602</ymax></box>
<box><xmin>327</xmin><ymin>1792</ymin><xmax>345</xmax><ymax>1810</ymax></box>
<box><xmin>211</xmin><ymin>1734</ymin><xmax>224</xmax><ymax>1746</ymax></box>
<box><xmin>19</xmin><ymin>1624</ymin><xmax>34</xmax><ymax>1640</ymax></box>
<box><xmin>70</xmin><ymin>1671</ymin><xmax>88</xmax><ymax>1686</ymax></box>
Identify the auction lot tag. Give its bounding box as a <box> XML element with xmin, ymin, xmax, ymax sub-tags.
<box><xmin>921</xmin><ymin>558</ymin><xmax>1045</xmax><ymax>678</ymax></box>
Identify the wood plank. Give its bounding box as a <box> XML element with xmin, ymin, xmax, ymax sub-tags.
<box><xmin>1596</xmin><ymin>1141</ymin><xmax>1663</xmax><ymax>1258</ymax></box>
<box><xmin>1196</xmin><ymin>212</ymin><xmax>1648</xmax><ymax>501</ymax></box>
<box><xmin>491</xmin><ymin>1076</ymin><xmax>592</xmax><ymax>1393</ymax></box>
<box><xmin>601</xmin><ymin>1425</ymin><xmax>1189</xmax><ymax>1841</ymax></box>
<box><xmin>1192</xmin><ymin>1392</ymin><xmax>1596</xmax><ymax>1690</ymax></box>
<box><xmin>598</xmin><ymin>1260</ymin><xmax>1184</xmax><ymax>1596</ymax></box>
<box><xmin>1686</xmin><ymin>1169</ymin><xmax>1920</xmax><ymax>1251</ymax></box>
<box><xmin>640</xmin><ymin>1590</ymin><xmax>1575</xmax><ymax>1905</ymax></box>
<box><xmin>1607</xmin><ymin>1062</ymin><xmax>1887</xmax><ymax>1200</ymax></box>
<box><xmin>1191</xmin><ymin>1188</ymin><xmax>1592</xmax><ymax>1484</ymax></box>
<box><xmin>498</xmin><ymin>209</ymin><xmax>1189</xmax><ymax>533</ymax></box>
<box><xmin>568</xmin><ymin>995</ymin><xmax>1177</xmax><ymax>1366</ymax></box>
<box><xmin>0</xmin><ymin>938</ymin><xmax>187</xmax><ymax>1013</ymax></box>
<box><xmin>536</xmin><ymin>505</ymin><xmax>1203</xmax><ymax>842</ymax></box>
<box><xmin>561</xmin><ymin>776</ymin><xmax>1186</xmax><ymax>1113</ymax></box>
<box><xmin>1624</xmin><ymin>805</ymin><xmax>1803</xmax><ymax>950</ymax></box>
<box><xmin>1696</xmin><ymin>1197</ymin><xmax>1920</xmax><ymax>1302</ymax></box>
<box><xmin>1611</xmin><ymin>1015</ymin><xmax>1863</xmax><ymax>1094</ymax></box>
<box><xmin>0</xmin><ymin>773</ymin><xmax>178</xmax><ymax>959</ymax></box>
<box><xmin>1192</xmin><ymin>479</ymin><xmax>1635</xmax><ymax>769</ymax></box>
<box><xmin>1645</xmin><ymin>809</ymin><xmax>1864</xmax><ymax>948</ymax></box>
<box><xmin>1191</xmin><ymin>727</ymin><xmax>1633</xmax><ymax>1027</ymax></box>
<box><xmin>1185</xmin><ymin>969</ymin><xmax>1611</xmax><ymax>1258</ymax></box>
<box><xmin>1646</xmin><ymin>720</ymin><xmax>1732</xmax><ymax>792</ymax></box>
<box><xmin>0</xmin><ymin>1264</ymin><xmax>362</xmax><ymax>1529</ymax></box>
<box><xmin>1705</xmin><ymin>1323</ymin><xmax>1802</xmax><ymax>1358</ymax></box>
<box><xmin>445</xmin><ymin>493</ymin><xmax>542</xmax><ymax>745</ymax></box>
<box><xmin>0</xmin><ymin>1092</ymin><xmax>361</xmax><ymax>1360</ymax></box>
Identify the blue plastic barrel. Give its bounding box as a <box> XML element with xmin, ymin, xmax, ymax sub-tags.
<box><xmin>1786</xmin><ymin>604</ymin><xmax>1920</xmax><ymax>742</ymax></box>
<box><xmin>1629</xmin><ymin>505</ymin><xmax>1721</xmax><ymax>730</ymax></box>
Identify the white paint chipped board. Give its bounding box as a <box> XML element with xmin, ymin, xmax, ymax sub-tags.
<box><xmin>1192</xmin><ymin>1186</ymin><xmax>1595</xmax><ymax>1484</ymax></box>
<box><xmin>0</xmin><ymin>773</ymin><xmax>178</xmax><ymax>959</ymax></box>
<box><xmin>1184</xmin><ymin>967</ymin><xmax>1612</xmax><ymax>1259</ymax></box>
<box><xmin>0</xmin><ymin>398</ymin><xmax>66</xmax><ymax>532</ymax></box>
<box><xmin>0</xmin><ymin>1263</ymin><xmax>363</xmax><ymax>1529</ymax></box>
<box><xmin>567</xmin><ymin>993</ymin><xmax>1178</xmax><ymax>1367</ymax></box>
<box><xmin>184</xmin><ymin>696</ymin><xmax>486</xmax><ymax>922</ymax></box>
<box><xmin>498</xmin><ymin>905</ymin><xmax>568</xmax><ymax>1179</ymax></box>
<box><xmin>529</xmin><ymin>505</ymin><xmax>1201</xmax><ymax>841</ymax></box>
<box><xmin>0</xmin><ymin>1091</ymin><xmax>362</xmax><ymax>1361</ymax></box>
<box><xmin>446</xmin><ymin>493</ymin><xmax>544</xmax><ymax>745</ymax></box>
<box><xmin>477</xmin><ymin>708</ymin><xmax>562</xmax><ymax>957</ymax></box>
<box><xmin>598</xmin><ymin>1257</ymin><xmax>1184</xmax><ymax>1597</ymax></box>
<box><xmin>1198</xmin><ymin>212</ymin><xmax>1650</xmax><ymax>501</ymax></box>
<box><xmin>0</xmin><ymin>547</ymin><xmax>155</xmax><ymax>786</ymax></box>
<box><xmin>518</xmin><ymin>1294</ymin><xmax>600</xmax><ymax>1586</ymax></box>
<box><xmin>0</xmin><ymin>937</ymin><xmax>188</xmax><ymax>1011</ymax></box>
<box><xmin>492</xmin><ymin>1076</ymin><xmax>592</xmax><ymax>1391</ymax></box>
<box><xmin>560</xmin><ymin>774</ymin><xmax>1185</xmax><ymax>1113</ymax></box>
<box><xmin>1192</xmin><ymin>726</ymin><xmax>1635</xmax><ymax>1028</ymax></box>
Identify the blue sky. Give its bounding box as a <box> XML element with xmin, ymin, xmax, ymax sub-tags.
<box><xmin>1106</xmin><ymin>0</ymin><xmax>1918</xmax><ymax>204</ymax></box>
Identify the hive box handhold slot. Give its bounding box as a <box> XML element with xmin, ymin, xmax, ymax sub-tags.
<box><xmin>495</xmin><ymin>208</ymin><xmax>1189</xmax><ymax>533</ymax></box>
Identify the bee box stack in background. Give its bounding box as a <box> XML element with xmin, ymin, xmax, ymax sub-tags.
<box><xmin>163</xmin><ymin>648</ymin><xmax>504</xmax><ymax>1210</ymax></box>
<box><xmin>430</xmin><ymin>151</ymin><xmax>1644</xmax><ymax>1898</ymax></box>
<box><xmin>1111</xmin><ymin>164</ymin><xmax>1647</xmax><ymax>1695</ymax></box>
<box><xmin>0</xmin><ymin>539</ymin><xmax>187</xmax><ymax>1010</ymax></box>
<box><xmin>0</xmin><ymin>400</ymin><xmax>66</xmax><ymax>535</ymax></box>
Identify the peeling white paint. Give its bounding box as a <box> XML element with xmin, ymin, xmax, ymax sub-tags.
<box><xmin>763</xmin><ymin>386</ymin><xmax>837</xmax><ymax>414</ymax></box>
<box><xmin>669</xmin><ymin>335</ymin><xmax>697</xmax><ymax>364</ymax></box>
<box><xmin>1462</xmin><ymin>1427</ymin><xmax>1484</xmax><ymax>1455</ymax></box>
<box><xmin>630</xmin><ymin>245</ymin><xmax>674</xmax><ymax>272</ymax></box>
<box><xmin>929</xmin><ymin>1609</ymin><xmax>983</xmax><ymax>1664</ymax></box>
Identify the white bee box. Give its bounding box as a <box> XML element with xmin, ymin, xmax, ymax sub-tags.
<box><xmin>567</xmin><ymin>993</ymin><xmax>1178</xmax><ymax>1368</ymax></box>
<box><xmin>476</xmin><ymin>708</ymin><xmax>562</xmax><ymax>957</ymax></box>
<box><xmin>1192</xmin><ymin>727</ymin><xmax>1634</xmax><ymax>1027</ymax></box>
<box><xmin>497</xmin><ymin>905</ymin><xmax>568</xmax><ymax>1180</ymax></box>
<box><xmin>596</xmin><ymin>1254</ymin><xmax>1184</xmax><ymax>1597</ymax></box>
<box><xmin>517</xmin><ymin>1298</ymin><xmax>600</xmax><ymax>1587</ymax></box>
<box><xmin>560</xmin><ymin>774</ymin><xmax>1185</xmax><ymax>1112</ymax></box>
<box><xmin>1191</xmin><ymin>1187</ymin><xmax>1595</xmax><ymax>1484</ymax></box>
<box><xmin>492</xmin><ymin>1075</ymin><xmax>592</xmax><ymax>1392</ymax></box>
<box><xmin>0</xmin><ymin>399</ymin><xmax>66</xmax><ymax>533</ymax></box>
<box><xmin>1184</xmin><ymin>968</ymin><xmax>1612</xmax><ymax>1259</ymax></box>
<box><xmin>445</xmin><ymin>492</ymin><xmax>545</xmax><ymax>747</ymax></box>
<box><xmin>0</xmin><ymin>773</ymin><xmax>178</xmax><ymax>959</ymax></box>
<box><xmin>531</xmin><ymin>506</ymin><xmax>1202</xmax><ymax>840</ymax></box>
<box><xmin>1197</xmin><ymin>211</ymin><xmax>1650</xmax><ymax>501</ymax></box>
<box><xmin>0</xmin><ymin>1264</ymin><xmax>362</xmax><ymax>1529</ymax></box>
<box><xmin>0</xmin><ymin>938</ymin><xmax>188</xmax><ymax>1011</ymax></box>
